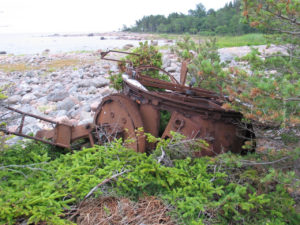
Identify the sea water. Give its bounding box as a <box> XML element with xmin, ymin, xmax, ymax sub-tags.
<box><xmin>0</xmin><ymin>33</ymin><xmax>153</xmax><ymax>55</ymax></box>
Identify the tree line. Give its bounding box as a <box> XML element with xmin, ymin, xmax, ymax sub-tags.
<box><xmin>124</xmin><ymin>0</ymin><xmax>257</xmax><ymax>35</ymax></box>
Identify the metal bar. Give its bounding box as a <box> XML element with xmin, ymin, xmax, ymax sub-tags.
<box><xmin>135</xmin><ymin>65</ymin><xmax>180</xmax><ymax>85</ymax></box>
<box><xmin>100</xmin><ymin>50</ymin><xmax>140</xmax><ymax>64</ymax></box>
<box><xmin>5</xmin><ymin>106</ymin><xmax>58</xmax><ymax>124</ymax></box>
<box><xmin>19</xmin><ymin>115</ymin><xmax>25</xmax><ymax>133</ymax></box>
<box><xmin>106</xmin><ymin>50</ymin><xmax>140</xmax><ymax>56</ymax></box>
<box><xmin>2</xmin><ymin>130</ymin><xmax>69</xmax><ymax>148</ymax></box>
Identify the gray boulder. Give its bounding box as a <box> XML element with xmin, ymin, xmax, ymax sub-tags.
<box><xmin>47</xmin><ymin>90</ymin><xmax>69</xmax><ymax>102</ymax></box>
<box><xmin>56</xmin><ymin>97</ymin><xmax>76</xmax><ymax>111</ymax></box>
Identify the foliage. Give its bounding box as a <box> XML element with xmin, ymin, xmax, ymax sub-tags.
<box><xmin>127</xmin><ymin>1</ymin><xmax>257</xmax><ymax>35</ymax></box>
<box><xmin>108</xmin><ymin>72</ymin><xmax>123</xmax><ymax>91</ymax></box>
<box><xmin>231</xmin><ymin>47</ymin><xmax>300</xmax><ymax>127</ymax></box>
<box><xmin>0</xmin><ymin>87</ymin><xmax>7</xmax><ymax>100</ymax></box>
<box><xmin>1</xmin><ymin>137</ymin><xmax>299</xmax><ymax>225</ymax></box>
<box><xmin>121</xmin><ymin>41</ymin><xmax>166</xmax><ymax>80</ymax></box>
<box><xmin>110</xmin><ymin>41</ymin><xmax>169</xmax><ymax>91</ymax></box>
<box><xmin>174</xmin><ymin>33</ymin><xmax>299</xmax><ymax>128</ymax></box>
<box><xmin>242</xmin><ymin>0</ymin><xmax>300</xmax><ymax>36</ymax></box>
<box><xmin>216</xmin><ymin>33</ymin><xmax>270</xmax><ymax>47</ymax></box>
<box><xmin>174</xmin><ymin>36</ymin><xmax>227</xmax><ymax>93</ymax></box>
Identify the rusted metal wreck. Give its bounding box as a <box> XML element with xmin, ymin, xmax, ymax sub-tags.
<box><xmin>2</xmin><ymin>50</ymin><xmax>255</xmax><ymax>156</ymax></box>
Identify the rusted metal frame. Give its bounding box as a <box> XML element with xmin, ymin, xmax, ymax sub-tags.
<box><xmin>127</xmin><ymin>92</ymin><xmax>241</xmax><ymax>127</ymax></box>
<box><xmin>180</xmin><ymin>60</ymin><xmax>189</xmax><ymax>85</ymax></box>
<box><xmin>100</xmin><ymin>50</ymin><xmax>140</xmax><ymax>64</ymax></box>
<box><xmin>155</xmin><ymin>92</ymin><xmax>223</xmax><ymax>109</ymax></box>
<box><xmin>5</xmin><ymin>106</ymin><xmax>62</xmax><ymax>125</ymax></box>
<box><xmin>124</xmin><ymin>81</ymin><xmax>241</xmax><ymax>117</ymax></box>
<box><xmin>3</xmin><ymin>106</ymin><xmax>80</xmax><ymax>148</ymax></box>
<box><xmin>2</xmin><ymin>129</ymin><xmax>69</xmax><ymax>148</ymax></box>
<box><xmin>135</xmin><ymin>65</ymin><xmax>179</xmax><ymax>85</ymax></box>
<box><xmin>136</xmin><ymin>75</ymin><xmax>221</xmax><ymax>99</ymax></box>
<box><xmin>19</xmin><ymin>115</ymin><xmax>25</xmax><ymax>133</ymax></box>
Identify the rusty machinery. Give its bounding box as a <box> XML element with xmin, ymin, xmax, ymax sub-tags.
<box><xmin>1</xmin><ymin>50</ymin><xmax>255</xmax><ymax>156</ymax></box>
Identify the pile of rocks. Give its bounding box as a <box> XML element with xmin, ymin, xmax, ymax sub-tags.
<box><xmin>0</xmin><ymin>52</ymin><xmax>117</xmax><ymax>140</ymax></box>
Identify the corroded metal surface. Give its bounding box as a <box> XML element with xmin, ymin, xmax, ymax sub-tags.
<box><xmin>2</xmin><ymin>50</ymin><xmax>255</xmax><ymax>156</ymax></box>
<box><xmin>94</xmin><ymin>94</ymin><xmax>146</xmax><ymax>152</ymax></box>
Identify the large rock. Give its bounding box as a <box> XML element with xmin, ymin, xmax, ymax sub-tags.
<box><xmin>56</xmin><ymin>97</ymin><xmax>76</xmax><ymax>111</ymax></box>
<box><xmin>6</xmin><ymin>95</ymin><xmax>21</xmax><ymax>104</ymax></box>
<box><xmin>92</xmin><ymin>77</ymin><xmax>109</xmax><ymax>88</ymax></box>
<box><xmin>77</xmin><ymin>77</ymin><xmax>109</xmax><ymax>88</ymax></box>
<box><xmin>165</xmin><ymin>66</ymin><xmax>177</xmax><ymax>73</ymax></box>
<box><xmin>162</xmin><ymin>55</ymin><xmax>171</xmax><ymax>68</ymax></box>
<box><xmin>99</xmin><ymin>86</ymin><xmax>114</xmax><ymax>97</ymax></box>
<box><xmin>90</xmin><ymin>101</ymin><xmax>100</xmax><ymax>112</ymax></box>
<box><xmin>123</xmin><ymin>44</ymin><xmax>134</xmax><ymax>50</ymax></box>
<box><xmin>47</xmin><ymin>90</ymin><xmax>69</xmax><ymax>102</ymax></box>
<box><xmin>21</xmin><ymin>93</ymin><xmax>36</xmax><ymax>103</ymax></box>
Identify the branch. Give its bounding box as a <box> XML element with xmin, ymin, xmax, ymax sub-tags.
<box><xmin>286</xmin><ymin>97</ymin><xmax>300</xmax><ymax>102</ymax></box>
<box><xmin>240</xmin><ymin>156</ymin><xmax>290</xmax><ymax>166</ymax></box>
<box><xmin>157</xmin><ymin>147</ymin><xmax>166</xmax><ymax>163</ymax></box>
<box><xmin>263</xmin><ymin>7</ymin><xmax>300</xmax><ymax>26</ymax></box>
<box><xmin>83</xmin><ymin>169</ymin><xmax>129</xmax><ymax>200</ymax></box>
<box><xmin>271</xmin><ymin>28</ymin><xmax>300</xmax><ymax>35</ymax></box>
<box><xmin>0</xmin><ymin>162</ymin><xmax>48</xmax><ymax>171</ymax></box>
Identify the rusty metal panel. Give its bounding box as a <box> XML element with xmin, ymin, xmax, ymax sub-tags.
<box><xmin>53</xmin><ymin>124</ymin><xmax>72</xmax><ymax>149</ymax></box>
<box><xmin>139</xmin><ymin>104</ymin><xmax>160</xmax><ymax>150</ymax></box>
<box><xmin>180</xmin><ymin>60</ymin><xmax>188</xmax><ymax>85</ymax></box>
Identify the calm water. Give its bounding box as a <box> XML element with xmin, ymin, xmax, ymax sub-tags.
<box><xmin>0</xmin><ymin>33</ymin><xmax>153</xmax><ymax>55</ymax></box>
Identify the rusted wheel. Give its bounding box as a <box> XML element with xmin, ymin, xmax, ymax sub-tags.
<box><xmin>94</xmin><ymin>94</ymin><xmax>146</xmax><ymax>152</ymax></box>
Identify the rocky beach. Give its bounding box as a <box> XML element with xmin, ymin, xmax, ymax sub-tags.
<box><xmin>0</xmin><ymin>32</ymin><xmax>286</xmax><ymax>144</ymax></box>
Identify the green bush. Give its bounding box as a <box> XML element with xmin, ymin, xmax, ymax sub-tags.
<box><xmin>1</xmin><ymin>138</ymin><xmax>299</xmax><ymax>224</ymax></box>
<box><xmin>110</xmin><ymin>41</ymin><xmax>169</xmax><ymax>91</ymax></box>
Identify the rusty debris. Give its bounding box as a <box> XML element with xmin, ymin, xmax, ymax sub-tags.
<box><xmin>1</xmin><ymin>50</ymin><xmax>255</xmax><ymax>156</ymax></box>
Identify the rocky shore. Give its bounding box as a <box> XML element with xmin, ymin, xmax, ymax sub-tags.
<box><xmin>0</xmin><ymin>38</ymin><xmax>285</xmax><ymax>144</ymax></box>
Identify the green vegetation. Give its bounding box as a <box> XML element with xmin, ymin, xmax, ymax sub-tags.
<box><xmin>109</xmin><ymin>41</ymin><xmax>168</xmax><ymax>90</ymax></box>
<box><xmin>215</xmin><ymin>33</ymin><xmax>270</xmax><ymax>47</ymax></box>
<box><xmin>1</xmin><ymin>137</ymin><xmax>299</xmax><ymax>225</ymax></box>
<box><xmin>1</xmin><ymin>1</ymin><xmax>299</xmax><ymax>224</ymax></box>
<box><xmin>125</xmin><ymin>0</ymin><xmax>256</xmax><ymax>35</ymax></box>
<box><xmin>157</xmin><ymin>33</ymin><xmax>270</xmax><ymax>48</ymax></box>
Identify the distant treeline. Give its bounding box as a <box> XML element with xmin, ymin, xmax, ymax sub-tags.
<box><xmin>124</xmin><ymin>0</ymin><xmax>257</xmax><ymax>35</ymax></box>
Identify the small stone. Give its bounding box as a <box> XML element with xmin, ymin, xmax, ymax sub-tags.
<box><xmin>80</xmin><ymin>111</ymin><xmax>92</xmax><ymax>121</ymax></box>
<box><xmin>77</xmin><ymin>80</ymin><xmax>92</xmax><ymax>88</ymax></box>
<box><xmin>90</xmin><ymin>101</ymin><xmax>99</xmax><ymax>112</ymax></box>
<box><xmin>23</xmin><ymin>124</ymin><xmax>42</xmax><ymax>135</ymax></box>
<box><xmin>151</xmin><ymin>40</ymin><xmax>158</xmax><ymax>46</ymax></box>
<box><xmin>78</xmin><ymin>118</ymin><xmax>93</xmax><ymax>125</ymax></box>
<box><xmin>43</xmin><ymin>49</ymin><xmax>50</xmax><ymax>54</ymax></box>
<box><xmin>92</xmin><ymin>77</ymin><xmax>109</xmax><ymax>88</ymax></box>
<box><xmin>81</xmin><ymin>104</ymin><xmax>91</xmax><ymax>112</ymax></box>
<box><xmin>55</xmin><ymin>116</ymin><xmax>73</xmax><ymax>125</ymax></box>
<box><xmin>21</xmin><ymin>93</ymin><xmax>36</xmax><ymax>103</ymax></box>
<box><xmin>55</xmin><ymin>110</ymin><xmax>67</xmax><ymax>117</ymax></box>
<box><xmin>56</xmin><ymin>97</ymin><xmax>76</xmax><ymax>111</ymax></box>
<box><xmin>165</xmin><ymin>66</ymin><xmax>176</xmax><ymax>73</ymax></box>
<box><xmin>99</xmin><ymin>86</ymin><xmax>114</xmax><ymax>97</ymax></box>
<box><xmin>25</xmin><ymin>71</ymin><xmax>35</xmax><ymax>78</ymax></box>
<box><xmin>47</xmin><ymin>90</ymin><xmax>69</xmax><ymax>102</ymax></box>
<box><xmin>123</xmin><ymin>44</ymin><xmax>134</xmax><ymax>50</ymax></box>
<box><xmin>6</xmin><ymin>95</ymin><xmax>21</xmax><ymax>104</ymax></box>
